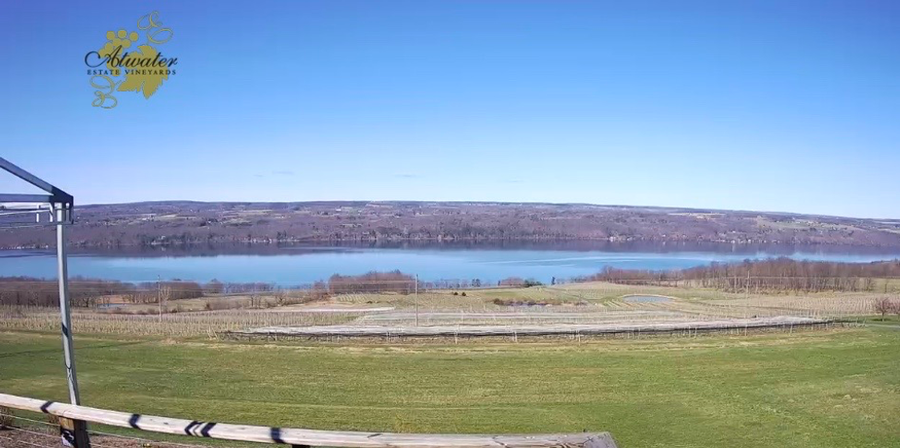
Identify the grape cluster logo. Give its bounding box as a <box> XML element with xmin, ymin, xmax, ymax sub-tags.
<box><xmin>84</xmin><ymin>12</ymin><xmax>178</xmax><ymax>109</ymax></box>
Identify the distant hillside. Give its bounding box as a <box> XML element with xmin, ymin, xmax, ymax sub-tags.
<box><xmin>1</xmin><ymin>201</ymin><xmax>900</xmax><ymax>249</ymax></box>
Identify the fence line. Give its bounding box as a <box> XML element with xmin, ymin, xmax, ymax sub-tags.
<box><xmin>229</xmin><ymin>316</ymin><xmax>829</xmax><ymax>341</ymax></box>
<box><xmin>0</xmin><ymin>392</ymin><xmax>617</xmax><ymax>448</ymax></box>
<box><xmin>0</xmin><ymin>433</ymin><xmax>53</xmax><ymax>448</ymax></box>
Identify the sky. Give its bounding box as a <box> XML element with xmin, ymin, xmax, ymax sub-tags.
<box><xmin>0</xmin><ymin>1</ymin><xmax>898</xmax><ymax>219</ymax></box>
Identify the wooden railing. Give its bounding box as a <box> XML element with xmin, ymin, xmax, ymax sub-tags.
<box><xmin>0</xmin><ymin>392</ymin><xmax>618</xmax><ymax>448</ymax></box>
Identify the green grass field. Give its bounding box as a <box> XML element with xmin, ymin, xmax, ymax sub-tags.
<box><xmin>1</xmin><ymin>328</ymin><xmax>899</xmax><ymax>448</ymax></box>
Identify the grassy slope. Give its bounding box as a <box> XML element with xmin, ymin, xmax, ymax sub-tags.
<box><xmin>1</xmin><ymin>329</ymin><xmax>898</xmax><ymax>448</ymax></box>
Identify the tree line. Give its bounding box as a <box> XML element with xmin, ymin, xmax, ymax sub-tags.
<box><xmin>571</xmin><ymin>258</ymin><xmax>900</xmax><ymax>293</ymax></box>
<box><xmin>0</xmin><ymin>277</ymin><xmax>280</xmax><ymax>307</ymax></box>
<box><xmin>327</xmin><ymin>270</ymin><xmax>415</xmax><ymax>294</ymax></box>
<box><xmin>681</xmin><ymin>258</ymin><xmax>900</xmax><ymax>292</ymax></box>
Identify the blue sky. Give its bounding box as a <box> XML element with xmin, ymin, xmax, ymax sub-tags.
<box><xmin>0</xmin><ymin>1</ymin><xmax>898</xmax><ymax>218</ymax></box>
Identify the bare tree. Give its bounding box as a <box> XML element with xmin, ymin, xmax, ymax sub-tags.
<box><xmin>873</xmin><ymin>298</ymin><xmax>896</xmax><ymax>317</ymax></box>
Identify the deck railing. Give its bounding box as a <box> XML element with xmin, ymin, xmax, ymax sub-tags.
<box><xmin>0</xmin><ymin>392</ymin><xmax>618</xmax><ymax>448</ymax></box>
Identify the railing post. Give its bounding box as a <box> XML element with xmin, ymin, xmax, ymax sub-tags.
<box><xmin>59</xmin><ymin>416</ymin><xmax>91</xmax><ymax>448</ymax></box>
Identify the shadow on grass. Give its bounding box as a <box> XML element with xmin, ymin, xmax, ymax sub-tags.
<box><xmin>0</xmin><ymin>340</ymin><xmax>145</xmax><ymax>359</ymax></box>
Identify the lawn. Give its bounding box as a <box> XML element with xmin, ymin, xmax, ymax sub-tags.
<box><xmin>1</xmin><ymin>328</ymin><xmax>898</xmax><ymax>448</ymax></box>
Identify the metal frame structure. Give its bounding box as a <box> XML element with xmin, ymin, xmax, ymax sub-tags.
<box><xmin>0</xmin><ymin>157</ymin><xmax>81</xmax><ymax>406</ymax></box>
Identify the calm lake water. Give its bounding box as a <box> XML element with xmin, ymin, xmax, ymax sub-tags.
<box><xmin>1</xmin><ymin>242</ymin><xmax>899</xmax><ymax>286</ymax></box>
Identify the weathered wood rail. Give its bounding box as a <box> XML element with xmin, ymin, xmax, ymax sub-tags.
<box><xmin>0</xmin><ymin>392</ymin><xmax>618</xmax><ymax>448</ymax></box>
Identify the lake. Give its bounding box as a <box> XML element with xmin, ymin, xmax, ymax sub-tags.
<box><xmin>1</xmin><ymin>242</ymin><xmax>899</xmax><ymax>286</ymax></box>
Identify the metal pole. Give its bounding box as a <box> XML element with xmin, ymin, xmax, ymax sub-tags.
<box><xmin>158</xmin><ymin>275</ymin><xmax>162</xmax><ymax>322</ymax></box>
<box><xmin>56</xmin><ymin>206</ymin><xmax>81</xmax><ymax>405</ymax></box>
<box><xmin>414</xmin><ymin>274</ymin><xmax>419</xmax><ymax>327</ymax></box>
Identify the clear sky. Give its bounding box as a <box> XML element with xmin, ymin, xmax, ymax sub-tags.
<box><xmin>0</xmin><ymin>1</ymin><xmax>897</xmax><ymax>218</ymax></box>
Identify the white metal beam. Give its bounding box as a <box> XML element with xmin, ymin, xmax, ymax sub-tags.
<box><xmin>0</xmin><ymin>193</ymin><xmax>53</xmax><ymax>203</ymax></box>
<box><xmin>0</xmin><ymin>157</ymin><xmax>73</xmax><ymax>204</ymax></box>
